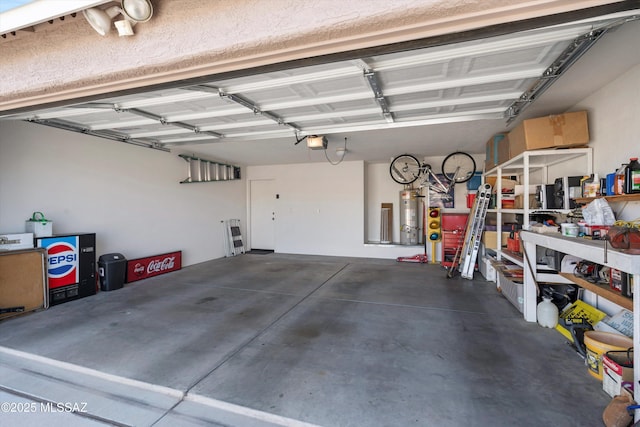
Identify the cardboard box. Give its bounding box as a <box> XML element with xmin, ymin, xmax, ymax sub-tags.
<box><xmin>514</xmin><ymin>194</ymin><xmax>539</xmax><ymax>209</ymax></box>
<box><xmin>508</xmin><ymin>111</ymin><xmax>589</xmax><ymax>158</ymax></box>
<box><xmin>485</xmin><ymin>133</ymin><xmax>510</xmax><ymax>170</ymax></box>
<box><xmin>482</xmin><ymin>231</ymin><xmax>510</xmax><ymax>249</ymax></box>
<box><xmin>485</xmin><ymin>177</ymin><xmax>518</xmax><ymax>192</ymax></box>
<box><xmin>602</xmin><ymin>350</ymin><xmax>634</xmax><ymax>398</ymax></box>
<box><xmin>514</xmin><ymin>184</ymin><xmax>538</xmax><ymax>196</ymax></box>
<box><xmin>603</xmin><ymin>309</ymin><xmax>634</xmax><ymax>338</ymax></box>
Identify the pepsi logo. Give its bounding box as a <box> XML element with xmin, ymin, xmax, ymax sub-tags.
<box><xmin>47</xmin><ymin>242</ymin><xmax>78</xmax><ymax>278</ymax></box>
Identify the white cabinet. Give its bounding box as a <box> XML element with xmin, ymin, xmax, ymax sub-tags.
<box><xmin>483</xmin><ymin>148</ymin><xmax>593</xmax><ymax>266</ymax></box>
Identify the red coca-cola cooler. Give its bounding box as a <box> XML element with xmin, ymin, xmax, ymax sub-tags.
<box><xmin>98</xmin><ymin>253</ymin><xmax>127</xmax><ymax>291</ymax></box>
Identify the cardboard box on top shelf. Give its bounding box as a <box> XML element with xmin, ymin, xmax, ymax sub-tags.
<box><xmin>485</xmin><ymin>176</ymin><xmax>518</xmax><ymax>192</ymax></box>
<box><xmin>485</xmin><ymin>133</ymin><xmax>510</xmax><ymax>170</ymax></box>
<box><xmin>508</xmin><ymin>110</ymin><xmax>589</xmax><ymax>158</ymax></box>
<box><xmin>481</xmin><ymin>231</ymin><xmax>511</xmax><ymax>250</ymax></box>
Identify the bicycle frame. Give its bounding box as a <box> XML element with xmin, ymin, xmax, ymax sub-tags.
<box><xmin>417</xmin><ymin>164</ymin><xmax>461</xmax><ymax>194</ymax></box>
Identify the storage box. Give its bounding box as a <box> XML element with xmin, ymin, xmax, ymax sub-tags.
<box><xmin>514</xmin><ymin>185</ymin><xmax>538</xmax><ymax>196</ymax></box>
<box><xmin>602</xmin><ymin>350</ymin><xmax>634</xmax><ymax>398</ymax></box>
<box><xmin>507</xmin><ymin>236</ymin><xmax>521</xmax><ymax>253</ymax></box>
<box><xmin>485</xmin><ymin>133</ymin><xmax>510</xmax><ymax>170</ymax></box>
<box><xmin>610</xmin><ymin>268</ymin><xmax>625</xmax><ymax>293</ymax></box>
<box><xmin>479</xmin><ymin>256</ymin><xmax>496</xmax><ymax>282</ymax></box>
<box><xmin>25</xmin><ymin>212</ymin><xmax>52</xmax><ymax>237</ymax></box>
<box><xmin>481</xmin><ymin>231</ymin><xmax>510</xmax><ymax>249</ymax></box>
<box><xmin>501</xmin><ymin>194</ymin><xmax>516</xmax><ymax>209</ymax></box>
<box><xmin>555</xmin><ymin>300</ymin><xmax>607</xmax><ymax>343</ymax></box>
<box><xmin>0</xmin><ymin>232</ymin><xmax>35</xmax><ymax>251</ymax></box>
<box><xmin>602</xmin><ymin>309</ymin><xmax>633</xmax><ymax>338</ymax></box>
<box><xmin>508</xmin><ymin>111</ymin><xmax>589</xmax><ymax>158</ymax></box>
<box><xmin>514</xmin><ymin>194</ymin><xmax>539</xmax><ymax>209</ymax></box>
<box><xmin>586</xmin><ymin>225</ymin><xmax>610</xmax><ymax>240</ymax></box>
<box><xmin>497</xmin><ymin>269</ymin><xmax>523</xmax><ymax>313</ymax></box>
<box><xmin>485</xmin><ymin>177</ymin><xmax>517</xmax><ymax>192</ymax></box>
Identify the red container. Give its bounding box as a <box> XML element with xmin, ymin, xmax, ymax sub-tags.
<box><xmin>507</xmin><ymin>235</ymin><xmax>521</xmax><ymax>253</ymax></box>
<box><xmin>466</xmin><ymin>193</ymin><xmax>476</xmax><ymax>208</ymax></box>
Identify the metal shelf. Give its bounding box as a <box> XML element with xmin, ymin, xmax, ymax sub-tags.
<box><xmin>483</xmin><ymin>148</ymin><xmax>592</xmax><ymax>261</ymax></box>
<box><xmin>484</xmin><ymin>147</ymin><xmax>592</xmax><ymax>176</ymax></box>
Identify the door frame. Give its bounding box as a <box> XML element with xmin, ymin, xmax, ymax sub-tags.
<box><xmin>248</xmin><ymin>178</ymin><xmax>277</xmax><ymax>251</ymax></box>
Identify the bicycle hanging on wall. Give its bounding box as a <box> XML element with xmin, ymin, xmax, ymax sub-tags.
<box><xmin>389</xmin><ymin>151</ymin><xmax>476</xmax><ymax>191</ymax></box>
<box><xmin>390</xmin><ymin>151</ymin><xmax>476</xmax><ymax>267</ymax></box>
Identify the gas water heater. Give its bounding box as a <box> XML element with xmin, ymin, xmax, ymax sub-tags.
<box><xmin>399</xmin><ymin>190</ymin><xmax>420</xmax><ymax>245</ymax></box>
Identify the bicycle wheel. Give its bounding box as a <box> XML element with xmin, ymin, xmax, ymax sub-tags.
<box><xmin>441</xmin><ymin>151</ymin><xmax>476</xmax><ymax>183</ymax></box>
<box><xmin>390</xmin><ymin>154</ymin><xmax>421</xmax><ymax>185</ymax></box>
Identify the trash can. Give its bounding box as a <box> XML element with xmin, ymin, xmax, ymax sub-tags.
<box><xmin>98</xmin><ymin>253</ymin><xmax>127</xmax><ymax>291</ymax></box>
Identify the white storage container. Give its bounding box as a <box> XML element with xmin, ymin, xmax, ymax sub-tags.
<box><xmin>25</xmin><ymin>212</ymin><xmax>52</xmax><ymax>237</ymax></box>
<box><xmin>497</xmin><ymin>269</ymin><xmax>524</xmax><ymax>313</ymax></box>
<box><xmin>0</xmin><ymin>232</ymin><xmax>35</xmax><ymax>251</ymax></box>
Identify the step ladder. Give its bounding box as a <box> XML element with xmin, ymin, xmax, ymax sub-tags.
<box><xmin>458</xmin><ymin>183</ymin><xmax>492</xmax><ymax>279</ymax></box>
<box><xmin>224</xmin><ymin>219</ymin><xmax>245</xmax><ymax>256</ymax></box>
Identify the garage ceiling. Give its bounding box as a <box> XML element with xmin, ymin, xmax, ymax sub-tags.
<box><xmin>2</xmin><ymin>9</ymin><xmax>640</xmax><ymax>166</ymax></box>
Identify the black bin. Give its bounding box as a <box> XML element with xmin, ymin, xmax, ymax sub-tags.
<box><xmin>98</xmin><ymin>253</ymin><xmax>127</xmax><ymax>291</ymax></box>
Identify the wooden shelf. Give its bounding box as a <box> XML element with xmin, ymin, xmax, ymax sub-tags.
<box><xmin>574</xmin><ymin>193</ymin><xmax>640</xmax><ymax>204</ymax></box>
<box><xmin>499</xmin><ymin>249</ymin><xmax>523</xmax><ymax>266</ymax></box>
<box><xmin>558</xmin><ymin>272</ymin><xmax>633</xmax><ymax>311</ymax></box>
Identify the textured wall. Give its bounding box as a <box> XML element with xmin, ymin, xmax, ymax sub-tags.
<box><xmin>0</xmin><ymin>119</ymin><xmax>247</xmax><ymax>265</ymax></box>
<box><xmin>0</xmin><ymin>0</ymin><xmax>622</xmax><ymax>111</ymax></box>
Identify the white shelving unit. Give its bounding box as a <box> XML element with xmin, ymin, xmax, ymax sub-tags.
<box><xmin>483</xmin><ymin>148</ymin><xmax>593</xmax><ymax>262</ymax></box>
<box><xmin>520</xmin><ymin>230</ymin><xmax>639</xmax><ymax>421</ymax></box>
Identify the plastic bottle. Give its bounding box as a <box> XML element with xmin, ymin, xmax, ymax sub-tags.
<box><xmin>537</xmin><ymin>296</ymin><xmax>559</xmax><ymax>328</ymax></box>
<box><xmin>581</xmin><ymin>174</ymin><xmax>600</xmax><ymax>198</ymax></box>
<box><xmin>615</xmin><ymin>164</ymin><xmax>627</xmax><ymax>195</ymax></box>
<box><xmin>588</xmin><ymin>173</ymin><xmax>600</xmax><ymax>197</ymax></box>
<box><xmin>625</xmin><ymin>157</ymin><xmax>640</xmax><ymax>194</ymax></box>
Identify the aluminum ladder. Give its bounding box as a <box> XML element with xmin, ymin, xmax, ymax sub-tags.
<box><xmin>458</xmin><ymin>183</ymin><xmax>492</xmax><ymax>279</ymax></box>
<box><xmin>224</xmin><ymin>219</ymin><xmax>245</xmax><ymax>256</ymax></box>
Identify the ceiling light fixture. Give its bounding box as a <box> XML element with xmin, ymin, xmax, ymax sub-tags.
<box><xmin>121</xmin><ymin>0</ymin><xmax>154</xmax><ymax>22</ymax></box>
<box><xmin>83</xmin><ymin>0</ymin><xmax>153</xmax><ymax>37</ymax></box>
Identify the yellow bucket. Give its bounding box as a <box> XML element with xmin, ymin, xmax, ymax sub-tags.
<box><xmin>583</xmin><ymin>331</ymin><xmax>633</xmax><ymax>380</ymax></box>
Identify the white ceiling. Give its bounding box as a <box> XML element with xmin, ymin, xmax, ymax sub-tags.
<box><xmin>3</xmin><ymin>9</ymin><xmax>640</xmax><ymax>166</ymax></box>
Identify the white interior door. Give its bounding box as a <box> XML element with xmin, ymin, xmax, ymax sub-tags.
<box><xmin>250</xmin><ymin>179</ymin><xmax>276</xmax><ymax>250</ymax></box>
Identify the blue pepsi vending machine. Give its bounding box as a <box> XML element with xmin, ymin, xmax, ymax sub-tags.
<box><xmin>36</xmin><ymin>233</ymin><xmax>96</xmax><ymax>306</ymax></box>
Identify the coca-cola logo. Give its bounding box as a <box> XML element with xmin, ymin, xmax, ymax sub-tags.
<box><xmin>147</xmin><ymin>256</ymin><xmax>175</xmax><ymax>274</ymax></box>
<box><xmin>126</xmin><ymin>251</ymin><xmax>181</xmax><ymax>283</ymax></box>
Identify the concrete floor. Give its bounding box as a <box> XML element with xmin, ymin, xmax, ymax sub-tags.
<box><xmin>0</xmin><ymin>253</ymin><xmax>610</xmax><ymax>426</ymax></box>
